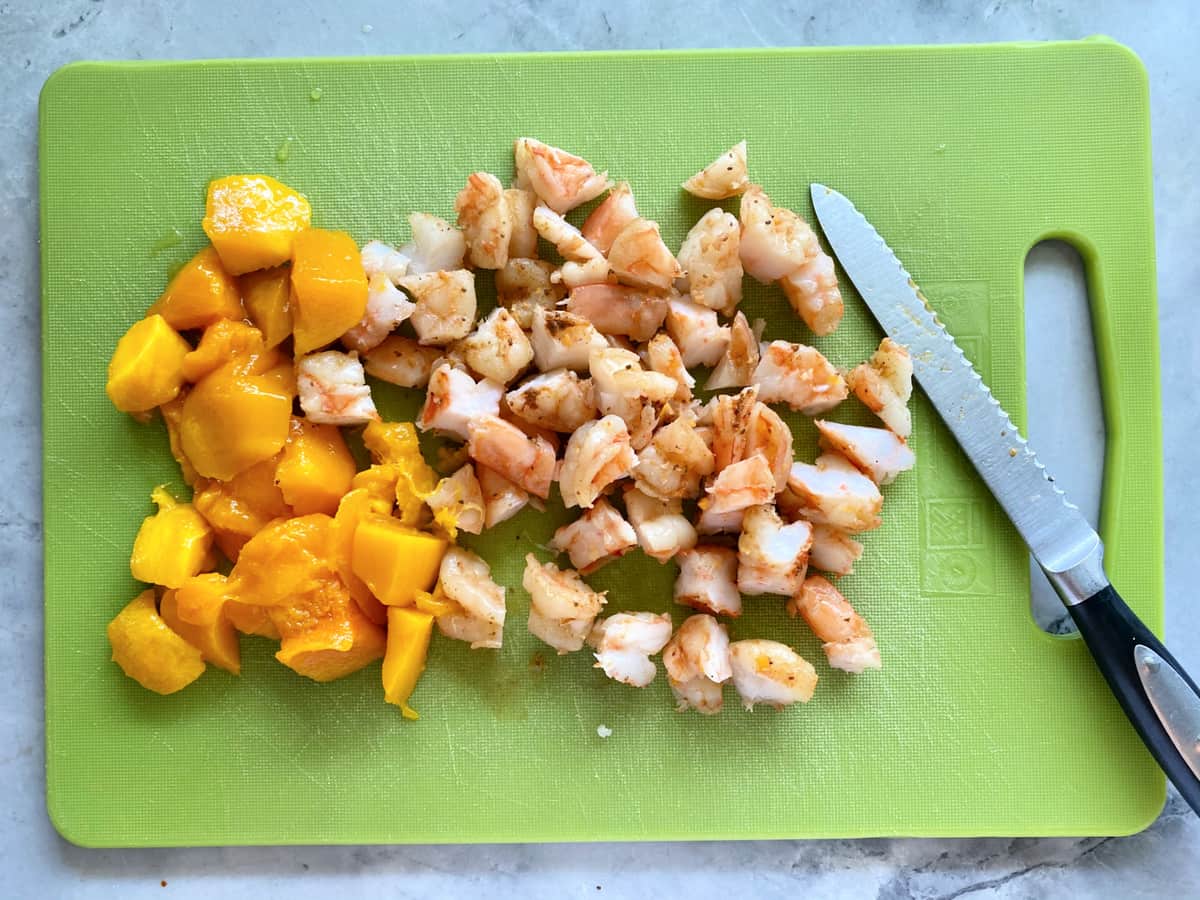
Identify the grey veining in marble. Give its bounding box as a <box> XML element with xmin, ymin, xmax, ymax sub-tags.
<box><xmin>3</xmin><ymin>0</ymin><xmax>1198</xmax><ymax>896</ymax></box>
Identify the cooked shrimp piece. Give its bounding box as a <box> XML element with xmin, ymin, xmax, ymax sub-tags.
<box><xmin>424</xmin><ymin>464</ymin><xmax>486</xmax><ymax>537</ymax></box>
<box><xmin>505</xmin><ymin>369</ymin><xmax>596</xmax><ymax>433</ymax></box>
<box><xmin>807</xmin><ymin>523</ymin><xmax>864</xmax><ymax>576</ymax></box>
<box><xmin>780</xmin><ymin>252</ymin><xmax>843</xmax><ymax>336</ymax></box>
<box><xmin>788</xmin><ymin>574</ymin><xmax>881</xmax><ymax>674</ymax></box>
<box><xmin>632</xmin><ymin>412</ymin><xmax>715</xmax><ymax>501</ymax></box>
<box><xmin>729</xmin><ymin>639</ymin><xmax>818</xmax><ymax>709</ymax></box>
<box><xmin>297</xmin><ymin>351</ymin><xmax>379</xmax><ymax>425</ymax></box>
<box><xmin>695</xmin><ymin>503</ymin><xmax>746</xmax><ymax>535</ymax></box>
<box><xmin>401</xmin><ymin>269</ymin><xmax>477</xmax><ymax>346</ymax></box>
<box><xmin>665</xmin><ymin>296</ymin><xmax>730</xmax><ymax>369</ymax></box>
<box><xmin>737</xmin><ymin>504</ymin><xmax>813</xmax><ymax>597</ymax></box>
<box><xmin>705</xmin><ymin>310</ymin><xmax>760</xmax><ymax>390</ymax></box>
<box><xmin>747</xmin><ymin>401</ymin><xmax>794</xmax><ymax>493</ymax></box>
<box><xmin>418</xmin><ymin>362</ymin><xmax>503</xmax><ymax>441</ymax></box>
<box><xmin>710</xmin><ymin>386</ymin><xmax>758</xmax><ymax>472</ymax></box>
<box><xmin>674</xmin><ymin>546</ymin><xmax>741</xmax><ymax>617</ymax></box>
<box><xmin>581</xmin><ymin>181</ymin><xmax>639</xmax><ymax>253</ymax></box>
<box><xmin>643</xmin><ymin>333</ymin><xmax>694</xmax><ymax>403</ymax></box>
<box><xmin>846</xmin><ymin>337</ymin><xmax>913</xmax><ymax>437</ymax></box>
<box><xmin>400</xmin><ymin>212</ymin><xmax>467</xmax><ymax>274</ymax></box>
<box><xmin>363</xmin><ymin>335</ymin><xmax>444</xmax><ymax>389</ymax></box>
<box><xmin>678</xmin><ymin>208</ymin><xmax>742</xmax><ymax>316</ymax></box>
<box><xmin>530</xmin><ymin>306</ymin><xmax>609</xmax><ymax>372</ymax></box>
<box><xmin>504</xmin><ymin>188</ymin><xmax>539</xmax><ymax>259</ymax></box>
<box><xmin>476</xmin><ymin>463</ymin><xmax>530</xmax><ymax>528</ymax></box>
<box><xmin>513</xmin><ymin>138</ymin><xmax>611</xmax><ymax>214</ymax></box>
<box><xmin>738</xmin><ymin>184</ymin><xmax>820</xmax><ymax>283</ymax></box>
<box><xmin>703</xmin><ymin>455</ymin><xmax>777</xmax><ymax>516</ymax></box>
<box><xmin>531</xmin><ymin>205</ymin><xmax>610</xmax><ymax>288</ymax></box>
<box><xmin>495</xmin><ymin>258</ymin><xmax>564</xmax><ymax>329</ymax></box>
<box><xmin>550</xmin><ymin>497</ymin><xmax>638</xmax><ymax>574</ymax></box>
<box><xmin>558</xmin><ymin>415</ymin><xmax>637</xmax><ymax>509</ymax></box>
<box><xmin>681</xmin><ymin>140</ymin><xmax>749</xmax><ymax>200</ymax></box>
<box><xmin>435</xmin><ymin>546</ymin><xmax>507</xmax><ymax>650</ymax></box>
<box><xmin>815</xmin><ymin>419</ymin><xmax>915</xmax><ymax>485</ymax></box>
<box><xmin>342</xmin><ymin>273</ymin><xmax>417</xmax><ymax>353</ymax></box>
<box><xmin>663</xmin><ymin>613</ymin><xmax>733</xmax><ymax>714</ymax></box>
<box><xmin>457</xmin><ymin>307</ymin><xmax>534</xmax><ymax>385</ymax></box>
<box><xmin>785</xmin><ymin>452</ymin><xmax>883</xmax><ymax>532</ymax></box>
<box><xmin>566</xmin><ymin>284</ymin><xmax>669</xmax><ymax>342</ymax></box>
<box><xmin>361</xmin><ymin>239</ymin><xmax>411</xmax><ymax>283</ymax></box>
<box><xmin>589</xmin><ymin>346</ymin><xmax>678</xmax><ymax>450</ymax></box>
<box><xmin>587</xmin><ymin>612</ymin><xmax>673</xmax><ymax>687</ymax></box>
<box><xmin>753</xmin><ymin>340</ymin><xmax>847</xmax><ymax>414</ymax></box>
<box><xmin>522</xmin><ymin>553</ymin><xmax>606</xmax><ymax>654</ymax></box>
<box><xmin>455</xmin><ymin>171</ymin><xmax>513</xmax><ymax>270</ymax></box>
<box><xmin>623</xmin><ymin>485</ymin><xmax>698</xmax><ymax>562</ymax></box>
<box><xmin>607</xmin><ymin>218</ymin><xmax>682</xmax><ymax>291</ymax></box>
<box><xmin>467</xmin><ymin>414</ymin><xmax>557</xmax><ymax>499</ymax></box>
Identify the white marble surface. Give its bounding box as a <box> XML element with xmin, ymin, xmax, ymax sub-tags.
<box><xmin>5</xmin><ymin>0</ymin><xmax>1200</xmax><ymax>895</ymax></box>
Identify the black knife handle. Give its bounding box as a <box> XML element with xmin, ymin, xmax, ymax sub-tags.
<box><xmin>1069</xmin><ymin>584</ymin><xmax>1200</xmax><ymax>813</ymax></box>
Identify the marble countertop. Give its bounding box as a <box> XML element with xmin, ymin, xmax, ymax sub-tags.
<box><xmin>4</xmin><ymin>0</ymin><xmax>1198</xmax><ymax>895</ymax></box>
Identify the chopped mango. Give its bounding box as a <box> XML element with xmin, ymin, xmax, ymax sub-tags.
<box><xmin>106</xmin><ymin>314</ymin><xmax>191</xmax><ymax>413</ymax></box>
<box><xmin>160</xmin><ymin>588</ymin><xmax>241</xmax><ymax>675</ymax></box>
<box><xmin>332</xmin><ymin>489</ymin><xmax>388</xmax><ymax>625</ymax></box>
<box><xmin>290</xmin><ymin>229</ymin><xmax>368</xmax><ymax>355</ymax></box>
<box><xmin>259</xmin><ymin>358</ymin><xmax>297</xmax><ymax>399</ymax></box>
<box><xmin>361</xmin><ymin>420</ymin><xmax>437</xmax><ymax>526</ymax></box>
<box><xmin>173</xmin><ymin>572</ymin><xmax>231</xmax><ymax>625</ymax></box>
<box><xmin>107</xmin><ymin>589</ymin><xmax>206</xmax><ymax>694</ymax></box>
<box><xmin>224</xmin><ymin>601</ymin><xmax>281</xmax><ymax>640</ymax></box>
<box><xmin>351</xmin><ymin>514</ymin><xmax>446</xmax><ymax>607</ymax></box>
<box><xmin>192</xmin><ymin>454</ymin><xmax>291</xmax><ymax>560</ymax></box>
<box><xmin>229</xmin><ymin>514</ymin><xmax>337</xmax><ymax>608</ymax></box>
<box><xmin>350</xmin><ymin>465</ymin><xmax>399</xmax><ymax>516</ymax></box>
<box><xmin>130</xmin><ymin>486</ymin><xmax>214</xmax><ymax>589</ymax></box>
<box><xmin>272</xmin><ymin>578</ymin><xmax>387</xmax><ymax>682</ymax></box>
<box><xmin>414</xmin><ymin>585</ymin><xmax>461</xmax><ymax>618</ymax></box>
<box><xmin>148</xmin><ymin>246</ymin><xmax>244</xmax><ymax>330</ymax></box>
<box><xmin>382</xmin><ymin>607</ymin><xmax>434</xmax><ymax>719</ymax></box>
<box><xmin>203</xmin><ymin>174</ymin><xmax>312</xmax><ymax>276</ymax></box>
<box><xmin>275</xmin><ymin>417</ymin><xmax>357</xmax><ymax>516</ymax></box>
<box><xmin>240</xmin><ymin>266</ymin><xmax>293</xmax><ymax>349</ymax></box>
<box><xmin>159</xmin><ymin>393</ymin><xmax>200</xmax><ymax>486</ymax></box>
<box><xmin>362</xmin><ymin>419</ymin><xmax>423</xmax><ymax>465</ymax></box>
<box><xmin>181</xmin><ymin>320</ymin><xmax>271</xmax><ymax>383</ymax></box>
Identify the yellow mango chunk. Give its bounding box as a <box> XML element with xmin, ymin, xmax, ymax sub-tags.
<box><xmin>414</xmin><ymin>585</ymin><xmax>461</xmax><ymax>618</ymax></box>
<box><xmin>173</xmin><ymin>572</ymin><xmax>231</xmax><ymax>625</ymax></box>
<box><xmin>259</xmin><ymin>358</ymin><xmax>297</xmax><ymax>399</ymax></box>
<box><xmin>203</xmin><ymin>174</ymin><xmax>312</xmax><ymax>276</ymax></box>
<box><xmin>382</xmin><ymin>607</ymin><xmax>434</xmax><ymax>719</ymax></box>
<box><xmin>148</xmin><ymin>246</ymin><xmax>245</xmax><ymax>330</ymax></box>
<box><xmin>107</xmin><ymin>589</ymin><xmax>206</xmax><ymax>695</ymax></box>
<box><xmin>181</xmin><ymin>319</ymin><xmax>271</xmax><ymax>383</ymax></box>
<box><xmin>106</xmin><ymin>314</ymin><xmax>191</xmax><ymax>413</ymax></box>
<box><xmin>192</xmin><ymin>454</ymin><xmax>291</xmax><ymax>561</ymax></box>
<box><xmin>229</xmin><ymin>514</ymin><xmax>337</xmax><ymax>608</ymax></box>
<box><xmin>240</xmin><ymin>266</ymin><xmax>293</xmax><ymax>349</ymax></box>
<box><xmin>224</xmin><ymin>601</ymin><xmax>280</xmax><ymax>640</ymax></box>
<box><xmin>159</xmin><ymin>393</ymin><xmax>199</xmax><ymax>486</ymax></box>
<box><xmin>351</xmin><ymin>514</ymin><xmax>446</xmax><ymax>607</ymax></box>
<box><xmin>274</xmin><ymin>581</ymin><xmax>387</xmax><ymax>683</ymax></box>
<box><xmin>160</xmin><ymin>588</ymin><xmax>241</xmax><ymax>675</ymax></box>
<box><xmin>350</xmin><ymin>465</ymin><xmax>399</xmax><ymax>516</ymax></box>
<box><xmin>130</xmin><ymin>486</ymin><xmax>214</xmax><ymax>589</ymax></box>
<box><xmin>290</xmin><ymin>229</ymin><xmax>368</xmax><ymax>355</ymax></box>
<box><xmin>275</xmin><ymin>417</ymin><xmax>357</xmax><ymax>516</ymax></box>
<box><xmin>332</xmin><ymin>489</ymin><xmax>388</xmax><ymax>626</ymax></box>
<box><xmin>362</xmin><ymin>420</ymin><xmax>437</xmax><ymax>526</ymax></box>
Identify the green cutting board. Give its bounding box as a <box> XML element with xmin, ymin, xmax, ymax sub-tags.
<box><xmin>40</xmin><ymin>40</ymin><xmax>1163</xmax><ymax>846</ymax></box>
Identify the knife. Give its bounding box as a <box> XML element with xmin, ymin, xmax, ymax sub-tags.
<box><xmin>811</xmin><ymin>184</ymin><xmax>1200</xmax><ymax>814</ymax></box>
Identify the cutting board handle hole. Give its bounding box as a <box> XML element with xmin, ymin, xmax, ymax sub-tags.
<box><xmin>1024</xmin><ymin>240</ymin><xmax>1105</xmax><ymax>636</ymax></box>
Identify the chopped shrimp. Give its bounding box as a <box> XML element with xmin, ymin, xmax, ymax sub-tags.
<box><xmin>846</xmin><ymin>337</ymin><xmax>913</xmax><ymax>437</ymax></box>
<box><xmin>522</xmin><ymin>553</ymin><xmax>606</xmax><ymax>654</ymax></box>
<box><xmin>788</xmin><ymin>574</ymin><xmax>881</xmax><ymax>673</ymax></box>
<box><xmin>710</xmin><ymin>386</ymin><xmax>759</xmax><ymax>472</ymax></box>
<box><xmin>589</xmin><ymin>346</ymin><xmax>678</xmax><ymax>450</ymax></box>
<box><xmin>677</xmin><ymin>208</ymin><xmax>743</xmax><ymax>316</ymax></box>
<box><xmin>505</xmin><ymin>369</ymin><xmax>597</xmax><ymax>433</ymax></box>
<box><xmin>424</xmin><ymin>464</ymin><xmax>486</xmax><ymax>537</ymax></box>
<box><xmin>665</xmin><ymin>296</ymin><xmax>731</xmax><ymax>368</ymax></box>
<box><xmin>623</xmin><ymin>485</ymin><xmax>698</xmax><ymax>562</ymax></box>
<box><xmin>785</xmin><ymin>452</ymin><xmax>883</xmax><ymax>532</ymax></box>
<box><xmin>363</xmin><ymin>335</ymin><xmax>444</xmax><ymax>388</ymax></box>
<box><xmin>753</xmin><ymin>340</ymin><xmax>847</xmax><ymax>414</ymax></box>
<box><xmin>737</xmin><ymin>504</ymin><xmax>813</xmax><ymax>597</ymax></box>
<box><xmin>729</xmin><ymin>639</ymin><xmax>818</xmax><ymax>709</ymax></box>
<box><xmin>435</xmin><ymin>546</ymin><xmax>507</xmax><ymax>650</ymax></box>
<box><xmin>530</xmin><ymin>306</ymin><xmax>609</xmax><ymax>372</ymax></box>
<box><xmin>566</xmin><ymin>284</ymin><xmax>669</xmax><ymax>342</ymax></box>
<box><xmin>587</xmin><ymin>612</ymin><xmax>673</xmax><ymax>687</ymax></box>
<box><xmin>581</xmin><ymin>181</ymin><xmax>639</xmax><ymax>253</ymax></box>
<box><xmin>504</xmin><ymin>189</ymin><xmax>539</xmax><ymax>259</ymax></box>
<box><xmin>457</xmin><ymin>307</ymin><xmax>534</xmax><ymax>385</ymax></box>
<box><xmin>780</xmin><ymin>252</ymin><xmax>843</xmax><ymax>336</ymax></box>
<box><xmin>401</xmin><ymin>269</ymin><xmax>477</xmax><ymax>346</ymax></box>
<box><xmin>467</xmin><ymin>414</ymin><xmax>557</xmax><ymax>499</ymax></box>
<box><xmin>807</xmin><ymin>523</ymin><xmax>864</xmax><ymax>576</ymax></box>
<box><xmin>476</xmin><ymin>463</ymin><xmax>530</xmax><ymax>528</ymax></box>
<box><xmin>705</xmin><ymin>310</ymin><xmax>760</xmax><ymax>390</ymax></box>
<box><xmin>400</xmin><ymin>212</ymin><xmax>467</xmax><ymax>274</ymax></box>
<box><xmin>297</xmin><ymin>351</ymin><xmax>379</xmax><ymax>425</ymax></box>
<box><xmin>361</xmin><ymin>239</ymin><xmax>411</xmax><ymax>283</ymax></box>
<box><xmin>455</xmin><ymin>171</ymin><xmax>513</xmax><ymax>270</ymax></box>
<box><xmin>531</xmin><ymin>206</ymin><xmax>609</xmax><ymax>288</ymax></box>
<box><xmin>703</xmin><ymin>454</ymin><xmax>777</xmax><ymax>516</ymax></box>
<box><xmin>513</xmin><ymin>138</ymin><xmax>611</xmax><ymax>214</ymax></box>
<box><xmin>558</xmin><ymin>415</ymin><xmax>637</xmax><ymax>509</ymax></box>
<box><xmin>738</xmin><ymin>184</ymin><xmax>819</xmax><ymax>283</ymax></box>
<box><xmin>815</xmin><ymin>419</ymin><xmax>915</xmax><ymax>485</ymax></box>
<box><xmin>550</xmin><ymin>497</ymin><xmax>638</xmax><ymax>573</ymax></box>
<box><xmin>747</xmin><ymin>402</ymin><xmax>794</xmax><ymax>492</ymax></box>
<box><xmin>495</xmin><ymin>258</ymin><xmax>564</xmax><ymax>329</ymax></box>
<box><xmin>632</xmin><ymin>412</ymin><xmax>715</xmax><ymax>501</ymax></box>
<box><xmin>499</xmin><ymin>400</ymin><xmax>562</xmax><ymax>452</ymax></box>
<box><xmin>663</xmin><ymin>613</ymin><xmax>733</xmax><ymax>714</ymax></box>
<box><xmin>674</xmin><ymin>546</ymin><xmax>741</xmax><ymax>617</ymax></box>
<box><xmin>695</xmin><ymin>503</ymin><xmax>745</xmax><ymax>535</ymax></box>
<box><xmin>681</xmin><ymin>140</ymin><xmax>749</xmax><ymax>200</ymax></box>
<box><xmin>418</xmin><ymin>363</ymin><xmax>503</xmax><ymax>441</ymax></box>
<box><xmin>342</xmin><ymin>272</ymin><xmax>417</xmax><ymax>353</ymax></box>
<box><xmin>643</xmin><ymin>333</ymin><xmax>694</xmax><ymax>403</ymax></box>
<box><xmin>607</xmin><ymin>218</ymin><xmax>682</xmax><ymax>291</ymax></box>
